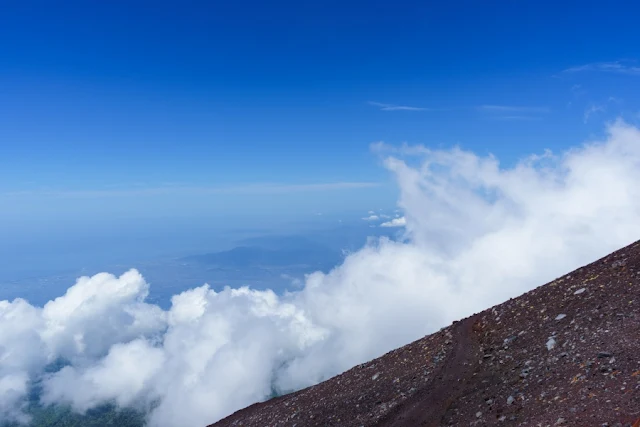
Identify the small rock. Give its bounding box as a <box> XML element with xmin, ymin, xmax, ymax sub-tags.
<box><xmin>555</xmin><ymin>418</ymin><xmax>566</xmax><ymax>425</ymax></box>
<box><xmin>597</xmin><ymin>352</ymin><xmax>613</xmax><ymax>358</ymax></box>
<box><xmin>546</xmin><ymin>337</ymin><xmax>557</xmax><ymax>350</ymax></box>
<box><xmin>611</xmin><ymin>259</ymin><xmax>627</xmax><ymax>268</ymax></box>
<box><xmin>555</xmin><ymin>314</ymin><xmax>567</xmax><ymax>321</ymax></box>
<box><xmin>476</xmin><ymin>411</ymin><xmax>482</xmax><ymax>418</ymax></box>
<box><xmin>574</xmin><ymin>288</ymin><xmax>586</xmax><ymax>295</ymax></box>
<box><xmin>504</xmin><ymin>336</ymin><xmax>517</xmax><ymax>345</ymax></box>
<box><xmin>371</xmin><ymin>373</ymin><xmax>380</xmax><ymax>380</ymax></box>
<box><xmin>507</xmin><ymin>395</ymin><xmax>515</xmax><ymax>405</ymax></box>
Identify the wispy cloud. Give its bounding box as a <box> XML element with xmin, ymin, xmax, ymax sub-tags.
<box><xmin>488</xmin><ymin>115</ymin><xmax>544</xmax><ymax>121</ymax></box>
<box><xmin>477</xmin><ymin>105</ymin><xmax>550</xmax><ymax>121</ymax></box>
<box><xmin>584</xmin><ymin>104</ymin><xmax>606</xmax><ymax>123</ymax></box>
<box><xmin>2</xmin><ymin>182</ymin><xmax>382</xmax><ymax>198</ymax></box>
<box><xmin>583</xmin><ymin>97</ymin><xmax>623</xmax><ymax>123</ymax></box>
<box><xmin>477</xmin><ymin>105</ymin><xmax>551</xmax><ymax>114</ymax></box>
<box><xmin>368</xmin><ymin>101</ymin><xmax>427</xmax><ymax>111</ymax></box>
<box><xmin>563</xmin><ymin>61</ymin><xmax>640</xmax><ymax>76</ymax></box>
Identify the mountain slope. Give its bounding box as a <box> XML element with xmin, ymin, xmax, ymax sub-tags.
<box><xmin>209</xmin><ymin>240</ymin><xmax>640</xmax><ymax>426</ymax></box>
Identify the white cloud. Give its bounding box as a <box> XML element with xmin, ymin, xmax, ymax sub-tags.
<box><xmin>368</xmin><ymin>101</ymin><xmax>428</xmax><ymax>111</ymax></box>
<box><xmin>564</xmin><ymin>61</ymin><xmax>640</xmax><ymax>76</ymax></box>
<box><xmin>2</xmin><ymin>120</ymin><xmax>640</xmax><ymax>426</ymax></box>
<box><xmin>41</xmin><ymin>339</ymin><xmax>165</xmax><ymax>412</ymax></box>
<box><xmin>362</xmin><ymin>215</ymin><xmax>379</xmax><ymax>221</ymax></box>
<box><xmin>281</xmin><ymin>274</ymin><xmax>303</xmax><ymax>288</ymax></box>
<box><xmin>380</xmin><ymin>216</ymin><xmax>407</xmax><ymax>227</ymax></box>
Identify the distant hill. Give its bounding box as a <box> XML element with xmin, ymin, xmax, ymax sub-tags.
<box><xmin>209</xmin><ymin>240</ymin><xmax>640</xmax><ymax>426</ymax></box>
<box><xmin>235</xmin><ymin>235</ymin><xmax>331</xmax><ymax>251</ymax></box>
<box><xmin>182</xmin><ymin>236</ymin><xmax>343</xmax><ymax>271</ymax></box>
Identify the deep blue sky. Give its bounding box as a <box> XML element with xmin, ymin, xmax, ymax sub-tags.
<box><xmin>1</xmin><ymin>0</ymin><xmax>640</xmax><ymax>271</ymax></box>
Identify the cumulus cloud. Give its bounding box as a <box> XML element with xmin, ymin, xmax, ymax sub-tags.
<box><xmin>42</xmin><ymin>339</ymin><xmax>165</xmax><ymax>412</ymax></box>
<box><xmin>2</xmin><ymin>120</ymin><xmax>640</xmax><ymax>426</ymax></box>
<box><xmin>380</xmin><ymin>217</ymin><xmax>407</xmax><ymax>227</ymax></box>
<box><xmin>362</xmin><ymin>215</ymin><xmax>379</xmax><ymax>221</ymax></box>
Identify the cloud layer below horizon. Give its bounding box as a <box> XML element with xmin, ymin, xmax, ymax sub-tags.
<box><xmin>2</xmin><ymin>120</ymin><xmax>640</xmax><ymax>426</ymax></box>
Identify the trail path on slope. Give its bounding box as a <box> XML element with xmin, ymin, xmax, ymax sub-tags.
<box><xmin>376</xmin><ymin>314</ymin><xmax>481</xmax><ymax>427</ymax></box>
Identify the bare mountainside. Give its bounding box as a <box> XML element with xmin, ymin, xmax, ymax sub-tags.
<box><xmin>209</xmin><ymin>239</ymin><xmax>640</xmax><ymax>427</ymax></box>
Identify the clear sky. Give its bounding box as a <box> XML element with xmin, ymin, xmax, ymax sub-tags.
<box><xmin>2</xmin><ymin>0</ymin><xmax>640</xmax><ymax>266</ymax></box>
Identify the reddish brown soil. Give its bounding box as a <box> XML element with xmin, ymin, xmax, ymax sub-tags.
<box><xmin>209</xmin><ymin>240</ymin><xmax>640</xmax><ymax>427</ymax></box>
<box><xmin>376</xmin><ymin>315</ymin><xmax>481</xmax><ymax>427</ymax></box>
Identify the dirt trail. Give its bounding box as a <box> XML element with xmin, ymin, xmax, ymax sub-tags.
<box><xmin>376</xmin><ymin>315</ymin><xmax>481</xmax><ymax>427</ymax></box>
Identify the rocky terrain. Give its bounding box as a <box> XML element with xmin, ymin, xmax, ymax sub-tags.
<box><xmin>209</xmin><ymin>240</ymin><xmax>640</xmax><ymax>426</ymax></box>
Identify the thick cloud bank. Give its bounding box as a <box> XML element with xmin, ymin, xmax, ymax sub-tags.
<box><xmin>2</xmin><ymin>121</ymin><xmax>640</xmax><ymax>426</ymax></box>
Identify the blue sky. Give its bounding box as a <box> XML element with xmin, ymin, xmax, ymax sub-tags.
<box><xmin>2</xmin><ymin>0</ymin><xmax>640</xmax><ymax>266</ymax></box>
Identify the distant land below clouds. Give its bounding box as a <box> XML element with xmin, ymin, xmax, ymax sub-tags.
<box><xmin>0</xmin><ymin>225</ymin><xmax>403</xmax><ymax>309</ymax></box>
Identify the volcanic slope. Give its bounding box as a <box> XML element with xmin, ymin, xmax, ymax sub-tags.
<box><xmin>209</xmin><ymin>240</ymin><xmax>640</xmax><ymax>427</ymax></box>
